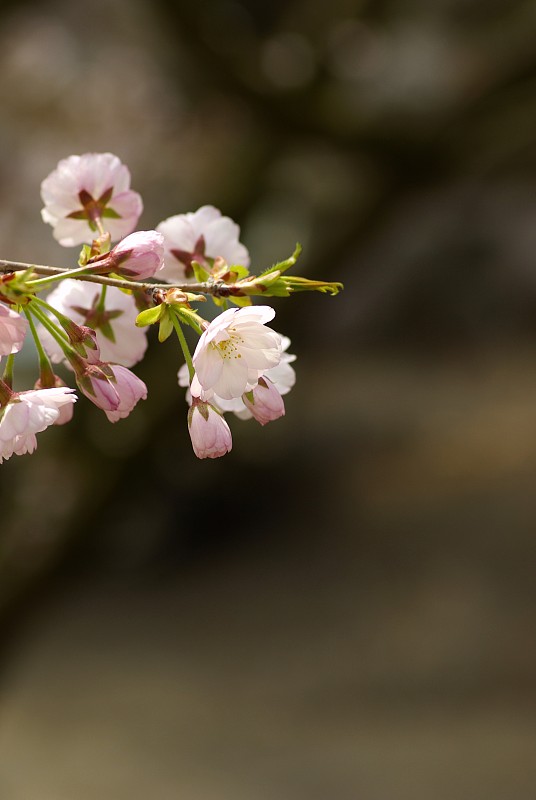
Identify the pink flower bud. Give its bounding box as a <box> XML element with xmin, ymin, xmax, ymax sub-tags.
<box><xmin>76</xmin><ymin>361</ymin><xmax>147</xmax><ymax>422</ymax></box>
<box><xmin>187</xmin><ymin>400</ymin><xmax>232</xmax><ymax>459</ymax></box>
<box><xmin>91</xmin><ymin>230</ymin><xmax>164</xmax><ymax>280</ymax></box>
<box><xmin>104</xmin><ymin>365</ymin><xmax>148</xmax><ymax>422</ymax></box>
<box><xmin>0</xmin><ymin>302</ymin><xmax>27</xmax><ymax>355</ymax></box>
<box><xmin>242</xmin><ymin>376</ymin><xmax>285</xmax><ymax>425</ymax></box>
<box><xmin>78</xmin><ymin>363</ymin><xmax>121</xmax><ymax>412</ymax></box>
<box><xmin>59</xmin><ymin>318</ymin><xmax>100</xmax><ymax>360</ymax></box>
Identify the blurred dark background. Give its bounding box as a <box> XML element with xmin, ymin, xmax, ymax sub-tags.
<box><xmin>1</xmin><ymin>0</ymin><xmax>536</xmax><ymax>797</ymax></box>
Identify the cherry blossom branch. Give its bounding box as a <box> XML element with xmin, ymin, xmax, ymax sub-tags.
<box><xmin>0</xmin><ymin>151</ymin><xmax>342</xmax><ymax>463</ymax></box>
<box><xmin>0</xmin><ymin>259</ymin><xmax>232</xmax><ymax>297</ymax></box>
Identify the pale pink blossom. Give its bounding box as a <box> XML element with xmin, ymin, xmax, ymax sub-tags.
<box><xmin>77</xmin><ymin>361</ymin><xmax>147</xmax><ymax>422</ymax></box>
<box><xmin>90</xmin><ymin>230</ymin><xmax>164</xmax><ymax>280</ymax></box>
<box><xmin>0</xmin><ymin>387</ymin><xmax>77</xmax><ymax>463</ymax></box>
<box><xmin>262</xmin><ymin>335</ymin><xmax>296</xmax><ymax>396</ymax></box>
<box><xmin>192</xmin><ymin>306</ymin><xmax>282</xmax><ymax>400</ymax></box>
<box><xmin>34</xmin><ymin>375</ymin><xmax>75</xmax><ymax>425</ymax></box>
<box><xmin>40</xmin><ymin>153</ymin><xmax>143</xmax><ymax>246</ymax></box>
<box><xmin>53</xmin><ymin>397</ymin><xmax>74</xmax><ymax>426</ymax></box>
<box><xmin>0</xmin><ymin>302</ymin><xmax>27</xmax><ymax>355</ymax></box>
<box><xmin>179</xmin><ymin>335</ymin><xmax>296</xmax><ymax>421</ymax></box>
<box><xmin>156</xmin><ymin>205</ymin><xmax>250</xmax><ymax>283</ymax></box>
<box><xmin>187</xmin><ymin>400</ymin><xmax>232</xmax><ymax>459</ymax></box>
<box><xmin>39</xmin><ymin>279</ymin><xmax>148</xmax><ymax>367</ymax></box>
<box><xmin>104</xmin><ymin>365</ymin><xmax>148</xmax><ymax>423</ymax></box>
<box><xmin>242</xmin><ymin>377</ymin><xmax>285</xmax><ymax>425</ymax></box>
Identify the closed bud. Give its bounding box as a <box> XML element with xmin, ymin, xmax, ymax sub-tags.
<box><xmin>187</xmin><ymin>400</ymin><xmax>232</xmax><ymax>459</ymax></box>
<box><xmin>89</xmin><ymin>230</ymin><xmax>164</xmax><ymax>280</ymax></box>
<box><xmin>242</xmin><ymin>376</ymin><xmax>285</xmax><ymax>425</ymax></box>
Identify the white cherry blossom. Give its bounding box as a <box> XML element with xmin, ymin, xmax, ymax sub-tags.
<box><xmin>192</xmin><ymin>306</ymin><xmax>282</xmax><ymax>400</ymax></box>
<box><xmin>0</xmin><ymin>387</ymin><xmax>77</xmax><ymax>463</ymax></box>
<box><xmin>156</xmin><ymin>205</ymin><xmax>250</xmax><ymax>283</ymax></box>
<box><xmin>41</xmin><ymin>153</ymin><xmax>143</xmax><ymax>246</ymax></box>
<box><xmin>179</xmin><ymin>334</ymin><xmax>296</xmax><ymax>421</ymax></box>
<box><xmin>39</xmin><ymin>279</ymin><xmax>148</xmax><ymax>367</ymax></box>
<box><xmin>0</xmin><ymin>302</ymin><xmax>27</xmax><ymax>355</ymax></box>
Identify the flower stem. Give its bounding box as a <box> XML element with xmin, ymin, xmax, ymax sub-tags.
<box><xmin>24</xmin><ymin>306</ymin><xmax>55</xmax><ymax>384</ymax></box>
<box><xmin>27</xmin><ymin>302</ymin><xmax>77</xmax><ymax>359</ymax></box>
<box><xmin>2</xmin><ymin>353</ymin><xmax>15</xmax><ymax>388</ymax></box>
<box><xmin>32</xmin><ymin>294</ymin><xmax>76</xmax><ymax>329</ymax></box>
<box><xmin>27</xmin><ymin>264</ymin><xmax>91</xmax><ymax>289</ymax></box>
<box><xmin>95</xmin><ymin>218</ymin><xmax>107</xmax><ymax>239</ymax></box>
<box><xmin>96</xmin><ymin>284</ymin><xmax>107</xmax><ymax>312</ymax></box>
<box><xmin>171</xmin><ymin>312</ymin><xmax>195</xmax><ymax>382</ymax></box>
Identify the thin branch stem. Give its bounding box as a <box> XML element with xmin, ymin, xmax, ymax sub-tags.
<box><xmin>96</xmin><ymin>284</ymin><xmax>107</xmax><ymax>312</ymax></box>
<box><xmin>2</xmin><ymin>353</ymin><xmax>15</xmax><ymax>388</ymax></box>
<box><xmin>32</xmin><ymin>294</ymin><xmax>79</xmax><ymax>330</ymax></box>
<box><xmin>25</xmin><ymin>307</ymin><xmax>50</xmax><ymax>365</ymax></box>
<box><xmin>24</xmin><ymin>307</ymin><xmax>56</xmax><ymax>384</ymax></box>
<box><xmin>0</xmin><ymin>259</ymin><xmax>230</xmax><ymax>296</ymax></box>
<box><xmin>171</xmin><ymin>313</ymin><xmax>195</xmax><ymax>382</ymax></box>
<box><xmin>27</xmin><ymin>264</ymin><xmax>93</xmax><ymax>289</ymax></box>
<box><xmin>27</xmin><ymin>302</ymin><xmax>75</xmax><ymax>359</ymax></box>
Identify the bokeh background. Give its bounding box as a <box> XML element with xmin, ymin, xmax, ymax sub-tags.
<box><xmin>1</xmin><ymin>0</ymin><xmax>536</xmax><ymax>797</ymax></box>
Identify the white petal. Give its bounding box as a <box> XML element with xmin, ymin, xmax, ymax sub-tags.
<box><xmin>187</xmin><ymin>205</ymin><xmax>222</xmax><ymax>232</ymax></box>
<box><xmin>204</xmin><ymin>217</ymin><xmax>250</xmax><ymax>266</ymax></box>
<box><xmin>213</xmin><ymin>359</ymin><xmax>250</xmax><ymax>399</ymax></box>
<box><xmin>194</xmin><ymin>345</ymin><xmax>224</xmax><ymax>390</ymax></box>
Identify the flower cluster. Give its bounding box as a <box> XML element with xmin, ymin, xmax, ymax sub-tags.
<box><xmin>0</xmin><ymin>152</ymin><xmax>342</xmax><ymax>462</ymax></box>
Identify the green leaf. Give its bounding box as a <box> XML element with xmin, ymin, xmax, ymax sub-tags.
<box><xmin>257</xmin><ymin>243</ymin><xmax>302</xmax><ymax>279</ymax></box>
<box><xmin>78</xmin><ymin>244</ymin><xmax>92</xmax><ymax>267</ymax></box>
<box><xmin>282</xmin><ymin>276</ymin><xmax>344</xmax><ymax>295</ymax></box>
<box><xmin>158</xmin><ymin>313</ymin><xmax>174</xmax><ymax>342</ymax></box>
<box><xmin>259</xmin><ymin>282</ymin><xmax>291</xmax><ymax>297</ymax></box>
<box><xmin>191</xmin><ymin>260</ymin><xmax>210</xmax><ymax>283</ymax></box>
<box><xmin>136</xmin><ymin>305</ymin><xmax>163</xmax><ymax>327</ymax></box>
<box><xmin>176</xmin><ymin>307</ymin><xmax>204</xmax><ymax>335</ymax></box>
<box><xmin>229</xmin><ymin>295</ymin><xmax>252</xmax><ymax>307</ymax></box>
<box><xmin>227</xmin><ymin>264</ymin><xmax>250</xmax><ymax>280</ymax></box>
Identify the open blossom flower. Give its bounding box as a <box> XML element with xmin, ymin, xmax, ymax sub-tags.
<box><xmin>156</xmin><ymin>205</ymin><xmax>250</xmax><ymax>283</ymax></box>
<box><xmin>192</xmin><ymin>306</ymin><xmax>282</xmax><ymax>400</ymax></box>
<box><xmin>0</xmin><ymin>387</ymin><xmax>77</xmax><ymax>463</ymax></box>
<box><xmin>38</xmin><ymin>279</ymin><xmax>148</xmax><ymax>367</ymax></box>
<box><xmin>34</xmin><ymin>375</ymin><xmax>75</xmax><ymax>426</ymax></box>
<box><xmin>77</xmin><ymin>361</ymin><xmax>147</xmax><ymax>422</ymax></box>
<box><xmin>187</xmin><ymin>400</ymin><xmax>232</xmax><ymax>459</ymax></box>
<box><xmin>179</xmin><ymin>335</ymin><xmax>296</xmax><ymax>422</ymax></box>
<box><xmin>41</xmin><ymin>153</ymin><xmax>143</xmax><ymax>246</ymax></box>
<box><xmin>0</xmin><ymin>302</ymin><xmax>27</xmax><ymax>355</ymax></box>
<box><xmin>89</xmin><ymin>230</ymin><xmax>164</xmax><ymax>280</ymax></box>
